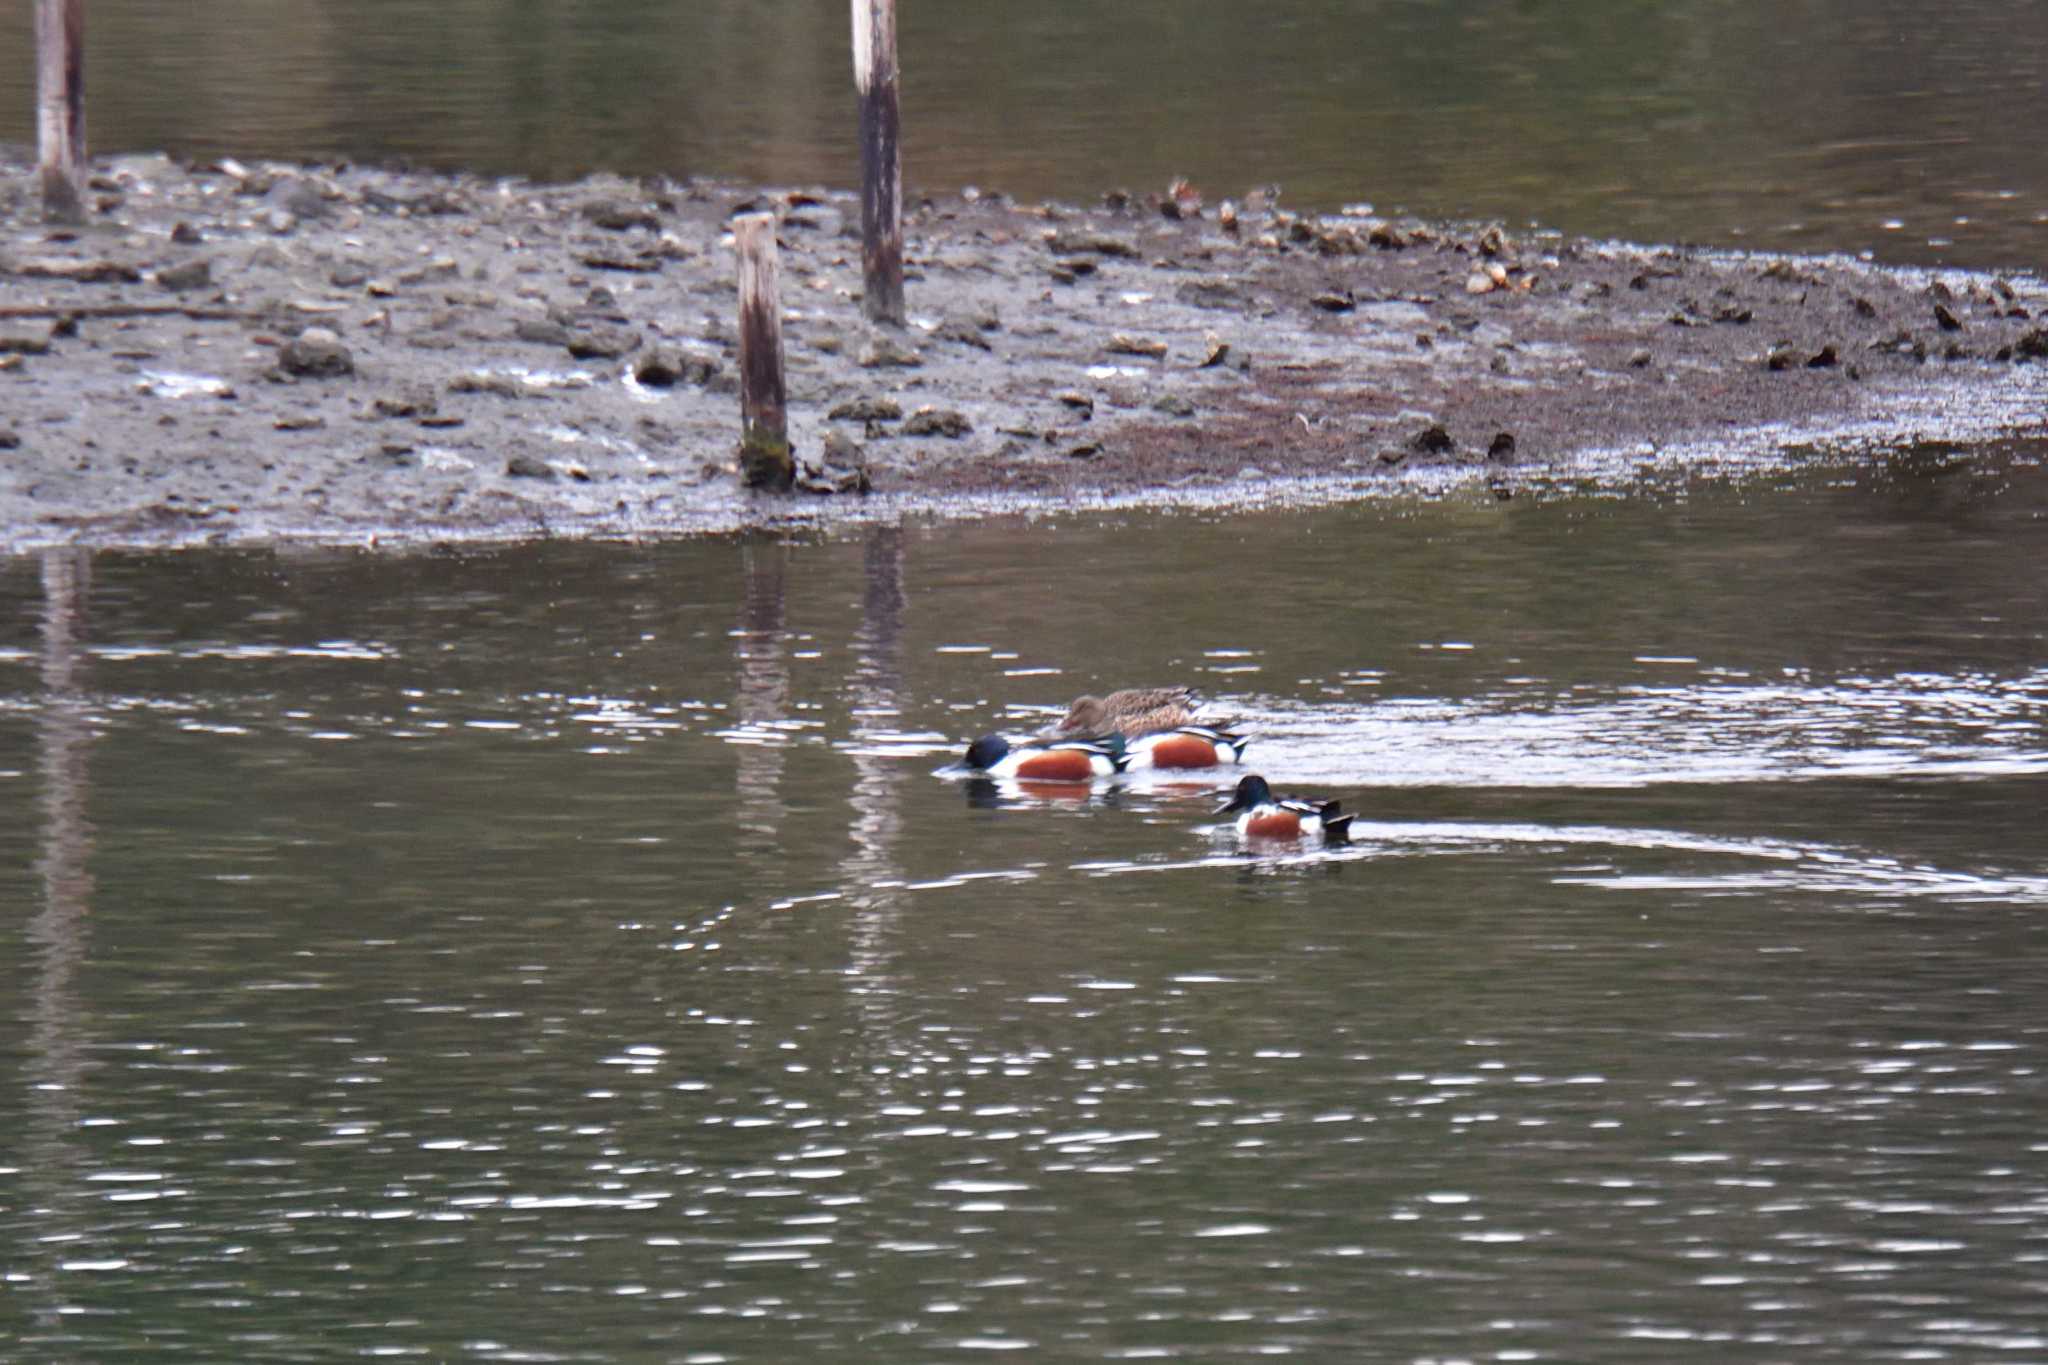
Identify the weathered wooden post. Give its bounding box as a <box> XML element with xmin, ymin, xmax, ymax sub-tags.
<box><xmin>734</xmin><ymin>213</ymin><xmax>794</xmax><ymax>491</ymax></box>
<box><xmin>36</xmin><ymin>0</ymin><xmax>88</xmax><ymax>224</ymax></box>
<box><xmin>852</xmin><ymin>0</ymin><xmax>905</xmax><ymax>326</ymax></box>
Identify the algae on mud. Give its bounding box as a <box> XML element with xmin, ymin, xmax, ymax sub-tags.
<box><xmin>0</xmin><ymin>151</ymin><xmax>2044</xmax><ymax>549</ymax></box>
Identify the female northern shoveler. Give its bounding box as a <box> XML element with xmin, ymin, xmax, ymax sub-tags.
<box><xmin>1124</xmin><ymin>725</ymin><xmax>1251</xmax><ymax>771</ymax></box>
<box><xmin>1045</xmin><ymin>686</ymin><xmax>1202</xmax><ymax>740</ymax></box>
<box><xmin>1215</xmin><ymin>774</ymin><xmax>1353</xmax><ymax>844</ymax></box>
<box><xmin>963</xmin><ymin>733</ymin><xmax>1127</xmax><ymax>781</ymax></box>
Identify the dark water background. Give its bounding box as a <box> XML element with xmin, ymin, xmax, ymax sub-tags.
<box><xmin>4</xmin><ymin>446</ymin><xmax>2047</xmax><ymax>1359</ymax></box>
<box><xmin>2</xmin><ymin>0</ymin><xmax>2047</xmax><ymax>269</ymax></box>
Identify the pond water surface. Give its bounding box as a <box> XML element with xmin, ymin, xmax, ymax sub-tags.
<box><xmin>2</xmin><ymin>0</ymin><xmax>2046</xmax><ymax>269</ymax></box>
<box><xmin>4</xmin><ymin>445</ymin><xmax>2046</xmax><ymax>1359</ymax></box>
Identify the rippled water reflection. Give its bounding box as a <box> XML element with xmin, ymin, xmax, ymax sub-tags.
<box><xmin>3</xmin><ymin>446</ymin><xmax>2046</xmax><ymax>1359</ymax></box>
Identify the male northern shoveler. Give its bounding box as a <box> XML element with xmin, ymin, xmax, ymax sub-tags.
<box><xmin>1045</xmin><ymin>686</ymin><xmax>1202</xmax><ymax>740</ymax></box>
<box><xmin>1215</xmin><ymin>774</ymin><xmax>1354</xmax><ymax>844</ymax></box>
<box><xmin>1124</xmin><ymin>725</ymin><xmax>1251</xmax><ymax>771</ymax></box>
<box><xmin>963</xmin><ymin>733</ymin><xmax>1127</xmax><ymax>781</ymax></box>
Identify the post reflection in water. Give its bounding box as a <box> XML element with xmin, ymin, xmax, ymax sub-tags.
<box><xmin>730</xmin><ymin>537</ymin><xmax>790</xmax><ymax>854</ymax></box>
<box><xmin>841</xmin><ymin>525</ymin><xmax>910</xmax><ymax>1097</ymax></box>
<box><xmin>22</xmin><ymin>548</ymin><xmax>97</xmax><ymax>1336</ymax></box>
<box><xmin>842</xmin><ymin>522</ymin><xmax>908</xmax><ymax>974</ymax></box>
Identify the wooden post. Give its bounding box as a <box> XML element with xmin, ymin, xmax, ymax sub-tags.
<box><xmin>36</xmin><ymin>0</ymin><xmax>88</xmax><ymax>225</ymax></box>
<box><xmin>853</xmin><ymin>0</ymin><xmax>905</xmax><ymax>326</ymax></box>
<box><xmin>734</xmin><ymin>213</ymin><xmax>793</xmax><ymax>491</ymax></box>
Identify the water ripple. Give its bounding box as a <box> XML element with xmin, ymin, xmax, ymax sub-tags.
<box><xmin>1233</xmin><ymin>668</ymin><xmax>2048</xmax><ymax>788</ymax></box>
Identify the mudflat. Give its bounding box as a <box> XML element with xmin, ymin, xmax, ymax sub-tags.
<box><xmin>2</xmin><ymin>152</ymin><xmax>2043</xmax><ymax>549</ymax></box>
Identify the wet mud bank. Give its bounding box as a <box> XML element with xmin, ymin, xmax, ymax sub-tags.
<box><xmin>2</xmin><ymin>152</ymin><xmax>2044</xmax><ymax>550</ymax></box>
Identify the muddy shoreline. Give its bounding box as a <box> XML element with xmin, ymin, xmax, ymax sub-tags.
<box><xmin>2</xmin><ymin>151</ymin><xmax>2044</xmax><ymax>551</ymax></box>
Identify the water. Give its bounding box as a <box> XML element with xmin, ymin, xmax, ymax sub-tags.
<box><xmin>4</xmin><ymin>446</ymin><xmax>2047</xmax><ymax>1359</ymax></box>
<box><xmin>3</xmin><ymin>1</ymin><xmax>2046</xmax><ymax>269</ymax></box>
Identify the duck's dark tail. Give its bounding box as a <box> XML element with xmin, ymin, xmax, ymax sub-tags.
<box><xmin>1319</xmin><ymin>803</ymin><xmax>1354</xmax><ymax>845</ymax></box>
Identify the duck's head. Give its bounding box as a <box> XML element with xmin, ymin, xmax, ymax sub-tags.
<box><xmin>963</xmin><ymin>734</ymin><xmax>1012</xmax><ymax>771</ymax></box>
<box><xmin>1216</xmin><ymin>774</ymin><xmax>1273</xmax><ymax>814</ymax></box>
<box><xmin>1058</xmin><ymin>695</ymin><xmax>1106</xmax><ymax>733</ymax></box>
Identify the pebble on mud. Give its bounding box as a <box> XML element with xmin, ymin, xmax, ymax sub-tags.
<box><xmin>513</xmin><ymin>318</ymin><xmax>572</xmax><ymax>346</ymax></box>
<box><xmin>795</xmin><ymin>429</ymin><xmax>871</xmax><ymax>495</ymax></box>
<box><xmin>828</xmin><ymin>397</ymin><xmax>903</xmax><ymax>422</ymax></box>
<box><xmin>448</xmin><ymin>372</ymin><xmax>527</xmax><ymax>398</ymax></box>
<box><xmin>932</xmin><ymin>317</ymin><xmax>994</xmax><ymax>350</ymax></box>
<box><xmin>396</xmin><ymin>257</ymin><xmax>462</xmax><ymax>287</ymax></box>
<box><xmin>155</xmin><ymin>260</ymin><xmax>213</xmax><ymax>293</ymax></box>
<box><xmin>1178</xmin><ymin>280</ymin><xmax>1251</xmax><ymax>311</ymax></box>
<box><xmin>1368</xmin><ymin>221</ymin><xmax>1410</xmax><ymax>250</ymax></box>
<box><xmin>19</xmin><ymin>258</ymin><xmax>143</xmax><ymax>285</ymax></box>
<box><xmin>1869</xmin><ymin>331</ymin><xmax>1929</xmax><ymax>362</ymax></box>
<box><xmin>1758</xmin><ymin>260</ymin><xmax>1817</xmax><ymax>285</ymax></box>
<box><xmin>1410</xmin><ymin>423</ymin><xmax>1455</xmax><ymax>456</ymax></box>
<box><xmin>902</xmin><ymin>407</ymin><xmax>972</xmax><ymax>438</ymax></box>
<box><xmin>1107</xmin><ymin>333</ymin><xmax>1168</xmax><ymax>358</ymax></box>
<box><xmin>506</xmin><ymin>453</ymin><xmax>556</xmax><ymax>479</ymax></box>
<box><xmin>634</xmin><ymin>345</ymin><xmax>721</xmax><ymax>388</ymax></box>
<box><xmin>579</xmin><ymin>249</ymin><xmax>663</xmax><ymax>274</ymax></box>
<box><xmin>1767</xmin><ymin>342</ymin><xmax>1845</xmax><ymax>372</ymax></box>
<box><xmin>1046</xmin><ymin>230</ymin><xmax>1141</xmax><ymax>259</ymax></box>
<box><xmin>566</xmin><ymin>326</ymin><xmax>641</xmax><ymax>360</ymax></box>
<box><xmin>1160</xmin><ymin>178</ymin><xmax>1204</xmax><ymax>221</ymax></box>
<box><xmin>857</xmin><ymin>336</ymin><xmax>924</xmax><ymax>369</ymax></box>
<box><xmin>278</xmin><ymin>328</ymin><xmax>354</xmax><ymax>379</ymax></box>
<box><xmin>267</xmin><ymin>176</ymin><xmax>333</xmax><ymax>222</ymax></box>
<box><xmin>369</xmin><ymin>388</ymin><xmax>438</xmax><ymax>419</ymax></box>
<box><xmin>0</xmin><ymin>429</ymin><xmax>20</xmax><ymax>450</ymax></box>
<box><xmin>583</xmin><ymin>200</ymin><xmax>663</xmax><ymax>232</ymax></box>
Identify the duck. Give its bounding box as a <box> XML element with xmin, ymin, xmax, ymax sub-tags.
<box><xmin>1045</xmin><ymin>687</ymin><xmax>1248</xmax><ymax>769</ymax></box>
<box><xmin>1044</xmin><ymin>686</ymin><xmax>1203</xmax><ymax>740</ymax></box>
<box><xmin>1215</xmin><ymin>774</ymin><xmax>1353</xmax><ymax>844</ymax></box>
<box><xmin>1123</xmin><ymin>725</ymin><xmax>1251</xmax><ymax>771</ymax></box>
<box><xmin>962</xmin><ymin>733</ymin><xmax>1128</xmax><ymax>781</ymax></box>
